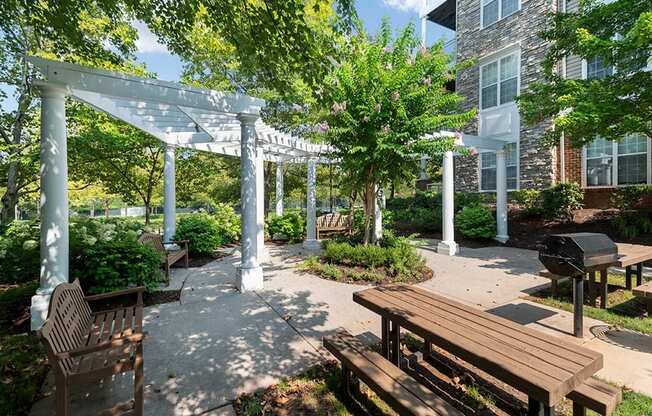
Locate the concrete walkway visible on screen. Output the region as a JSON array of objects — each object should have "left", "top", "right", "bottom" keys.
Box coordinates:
[{"left": 31, "top": 240, "right": 652, "bottom": 415}]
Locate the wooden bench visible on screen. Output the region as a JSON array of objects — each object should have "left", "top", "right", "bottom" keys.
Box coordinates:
[
  {"left": 316, "top": 213, "right": 352, "bottom": 239},
  {"left": 568, "top": 377, "right": 622, "bottom": 416},
  {"left": 633, "top": 281, "right": 652, "bottom": 315},
  {"left": 138, "top": 232, "right": 188, "bottom": 285},
  {"left": 323, "top": 330, "right": 462, "bottom": 416},
  {"left": 37, "top": 279, "right": 146, "bottom": 416}
]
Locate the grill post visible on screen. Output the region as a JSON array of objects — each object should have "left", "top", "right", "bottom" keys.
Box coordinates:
[{"left": 573, "top": 275, "right": 584, "bottom": 338}]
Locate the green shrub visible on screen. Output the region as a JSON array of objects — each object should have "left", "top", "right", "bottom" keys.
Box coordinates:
[
  {"left": 213, "top": 203, "right": 241, "bottom": 243},
  {"left": 611, "top": 185, "right": 652, "bottom": 211},
  {"left": 613, "top": 212, "right": 652, "bottom": 239},
  {"left": 175, "top": 213, "right": 223, "bottom": 256},
  {"left": 541, "top": 183, "right": 584, "bottom": 220},
  {"left": 411, "top": 207, "right": 442, "bottom": 232},
  {"left": 511, "top": 189, "right": 542, "bottom": 218},
  {"left": 0, "top": 221, "right": 40, "bottom": 284},
  {"left": 455, "top": 192, "right": 485, "bottom": 211},
  {"left": 455, "top": 204, "right": 496, "bottom": 239},
  {"left": 267, "top": 212, "right": 305, "bottom": 242}
]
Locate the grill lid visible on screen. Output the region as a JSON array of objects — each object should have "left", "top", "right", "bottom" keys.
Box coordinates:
[{"left": 538, "top": 233, "right": 618, "bottom": 276}]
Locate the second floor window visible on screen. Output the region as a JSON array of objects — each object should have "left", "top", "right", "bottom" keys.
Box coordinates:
[
  {"left": 586, "top": 56, "right": 613, "bottom": 80},
  {"left": 480, "top": 52, "right": 519, "bottom": 110},
  {"left": 482, "top": 0, "right": 520, "bottom": 27}
]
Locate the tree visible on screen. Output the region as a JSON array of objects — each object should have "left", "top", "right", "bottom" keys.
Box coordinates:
[
  {"left": 68, "top": 111, "right": 164, "bottom": 224},
  {"left": 518, "top": 0, "right": 651, "bottom": 148},
  {"left": 315, "top": 21, "right": 475, "bottom": 244},
  {"left": 0, "top": 0, "right": 138, "bottom": 224},
  {"left": 176, "top": 149, "right": 241, "bottom": 208}
]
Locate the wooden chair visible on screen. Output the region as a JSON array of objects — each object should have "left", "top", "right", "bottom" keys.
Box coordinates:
[
  {"left": 316, "top": 213, "right": 353, "bottom": 239},
  {"left": 37, "top": 279, "right": 146, "bottom": 416},
  {"left": 138, "top": 232, "right": 188, "bottom": 285}
]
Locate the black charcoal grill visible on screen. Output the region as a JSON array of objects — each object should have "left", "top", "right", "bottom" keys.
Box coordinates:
[
  {"left": 538, "top": 233, "right": 618, "bottom": 338},
  {"left": 539, "top": 233, "right": 619, "bottom": 276}
]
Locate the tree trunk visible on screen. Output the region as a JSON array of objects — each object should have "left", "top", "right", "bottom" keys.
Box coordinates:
[
  {"left": 362, "top": 180, "right": 376, "bottom": 245},
  {"left": 0, "top": 161, "right": 19, "bottom": 224}
]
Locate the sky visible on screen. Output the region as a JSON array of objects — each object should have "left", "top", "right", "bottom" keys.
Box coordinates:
[{"left": 1, "top": 0, "right": 454, "bottom": 110}]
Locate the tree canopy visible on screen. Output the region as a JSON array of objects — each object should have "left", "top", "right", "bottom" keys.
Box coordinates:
[
  {"left": 314, "top": 21, "right": 475, "bottom": 243},
  {"left": 518, "top": 0, "right": 651, "bottom": 148}
]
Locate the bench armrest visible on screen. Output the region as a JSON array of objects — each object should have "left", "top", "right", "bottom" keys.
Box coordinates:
[
  {"left": 85, "top": 287, "right": 146, "bottom": 303},
  {"left": 55, "top": 332, "right": 147, "bottom": 359}
]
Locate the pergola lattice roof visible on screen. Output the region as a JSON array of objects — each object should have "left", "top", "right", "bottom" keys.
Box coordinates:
[{"left": 29, "top": 57, "right": 331, "bottom": 163}]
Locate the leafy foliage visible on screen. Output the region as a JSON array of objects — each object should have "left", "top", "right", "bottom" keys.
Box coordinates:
[
  {"left": 0, "top": 220, "right": 40, "bottom": 283},
  {"left": 518, "top": 0, "right": 651, "bottom": 147},
  {"left": 267, "top": 212, "right": 306, "bottom": 243},
  {"left": 613, "top": 211, "right": 652, "bottom": 239},
  {"left": 511, "top": 189, "right": 543, "bottom": 218},
  {"left": 611, "top": 185, "right": 652, "bottom": 211},
  {"left": 174, "top": 213, "right": 224, "bottom": 257},
  {"left": 455, "top": 205, "right": 496, "bottom": 239},
  {"left": 540, "top": 183, "right": 584, "bottom": 220},
  {"left": 315, "top": 21, "right": 475, "bottom": 243},
  {"left": 212, "top": 203, "right": 241, "bottom": 244}
]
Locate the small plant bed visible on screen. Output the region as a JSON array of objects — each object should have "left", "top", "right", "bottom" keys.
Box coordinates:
[
  {"left": 526, "top": 273, "right": 652, "bottom": 335},
  {"left": 299, "top": 238, "right": 432, "bottom": 285},
  {"left": 0, "top": 283, "right": 49, "bottom": 416}
]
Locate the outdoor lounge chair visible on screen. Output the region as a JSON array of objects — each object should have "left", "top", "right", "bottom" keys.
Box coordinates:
[{"left": 138, "top": 232, "right": 189, "bottom": 285}]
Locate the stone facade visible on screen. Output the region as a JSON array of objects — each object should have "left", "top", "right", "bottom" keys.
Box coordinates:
[{"left": 452, "top": 0, "right": 559, "bottom": 192}]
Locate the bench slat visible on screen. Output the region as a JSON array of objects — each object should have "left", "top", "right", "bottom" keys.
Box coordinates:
[
  {"left": 633, "top": 281, "right": 652, "bottom": 298},
  {"left": 324, "top": 331, "right": 462, "bottom": 416}
]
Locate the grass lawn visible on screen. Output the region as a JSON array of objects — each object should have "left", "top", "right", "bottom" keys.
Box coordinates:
[
  {"left": 0, "top": 282, "right": 49, "bottom": 416},
  {"left": 235, "top": 361, "right": 652, "bottom": 416},
  {"left": 527, "top": 273, "right": 652, "bottom": 335}
]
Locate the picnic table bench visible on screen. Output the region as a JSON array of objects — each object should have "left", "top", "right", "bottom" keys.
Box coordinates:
[
  {"left": 323, "top": 331, "right": 463, "bottom": 415},
  {"left": 353, "top": 284, "right": 619, "bottom": 415},
  {"left": 138, "top": 232, "right": 189, "bottom": 285},
  {"left": 316, "top": 213, "right": 352, "bottom": 239},
  {"left": 37, "top": 279, "right": 146, "bottom": 416},
  {"left": 633, "top": 281, "right": 652, "bottom": 315}
]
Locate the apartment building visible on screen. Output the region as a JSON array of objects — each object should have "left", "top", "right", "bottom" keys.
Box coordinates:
[{"left": 421, "top": 0, "right": 651, "bottom": 207}]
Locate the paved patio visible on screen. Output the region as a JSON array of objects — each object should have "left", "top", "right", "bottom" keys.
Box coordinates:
[{"left": 31, "top": 241, "right": 652, "bottom": 415}]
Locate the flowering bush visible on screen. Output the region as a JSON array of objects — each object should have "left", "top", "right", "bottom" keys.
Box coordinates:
[{"left": 267, "top": 212, "right": 305, "bottom": 243}]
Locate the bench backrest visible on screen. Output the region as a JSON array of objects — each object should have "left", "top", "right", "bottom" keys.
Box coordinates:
[
  {"left": 317, "top": 213, "right": 352, "bottom": 229},
  {"left": 138, "top": 232, "right": 165, "bottom": 253},
  {"left": 38, "top": 280, "right": 93, "bottom": 376}
]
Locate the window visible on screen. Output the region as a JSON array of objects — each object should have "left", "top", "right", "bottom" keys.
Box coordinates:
[
  {"left": 482, "top": 0, "right": 520, "bottom": 27},
  {"left": 586, "top": 56, "right": 613, "bottom": 80},
  {"left": 585, "top": 135, "right": 649, "bottom": 187},
  {"left": 480, "top": 52, "right": 519, "bottom": 110},
  {"left": 480, "top": 143, "right": 518, "bottom": 191}
]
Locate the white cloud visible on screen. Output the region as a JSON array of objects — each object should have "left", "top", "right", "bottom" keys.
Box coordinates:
[
  {"left": 134, "top": 21, "right": 169, "bottom": 54},
  {"left": 381, "top": 0, "right": 423, "bottom": 13}
]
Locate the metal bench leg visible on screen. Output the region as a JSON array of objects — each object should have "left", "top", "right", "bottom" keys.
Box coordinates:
[
  {"left": 646, "top": 300, "right": 652, "bottom": 317},
  {"left": 341, "top": 366, "right": 360, "bottom": 397},
  {"left": 527, "top": 398, "right": 552, "bottom": 416},
  {"left": 390, "top": 321, "right": 400, "bottom": 366},
  {"left": 600, "top": 269, "right": 608, "bottom": 309},
  {"left": 381, "top": 317, "right": 390, "bottom": 359},
  {"left": 572, "top": 402, "right": 587, "bottom": 416},
  {"left": 637, "top": 263, "right": 643, "bottom": 286},
  {"left": 423, "top": 340, "right": 433, "bottom": 358},
  {"left": 551, "top": 279, "right": 558, "bottom": 298},
  {"left": 626, "top": 266, "right": 633, "bottom": 290}
]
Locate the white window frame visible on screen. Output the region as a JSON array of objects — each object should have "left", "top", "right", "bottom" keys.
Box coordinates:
[
  {"left": 581, "top": 136, "right": 652, "bottom": 189},
  {"left": 478, "top": 142, "right": 520, "bottom": 192},
  {"left": 479, "top": 49, "right": 521, "bottom": 111},
  {"left": 481, "top": 0, "right": 521, "bottom": 29}
]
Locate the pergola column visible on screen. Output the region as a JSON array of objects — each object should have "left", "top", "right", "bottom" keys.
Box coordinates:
[
  {"left": 255, "top": 148, "right": 267, "bottom": 263},
  {"left": 437, "top": 150, "right": 458, "bottom": 256},
  {"left": 31, "top": 84, "right": 69, "bottom": 330},
  {"left": 275, "top": 161, "right": 284, "bottom": 216},
  {"left": 163, "top": 144, "right": 176, "bottom": 243},
  {"left": 303, "top": 159, "right": 320, "bottom": 249},
  {"left": 495, "top": 147, "right": 509, "bottom": 243},
  {"left": 237, "top": 113, "right": 263, "bottom": 291}
]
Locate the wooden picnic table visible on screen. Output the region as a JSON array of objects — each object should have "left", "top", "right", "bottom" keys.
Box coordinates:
[
  {"left": 353, "top": 284, "right": 604, "bottom": 415},
  {"left": 615, "top": 243, "right": 652, "bottom": 289}
]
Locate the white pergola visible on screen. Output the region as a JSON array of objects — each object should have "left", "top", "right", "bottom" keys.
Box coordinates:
[
  {"left": 28, "top": 57, "right": 513, "bottom": 330},
  {"left": 28, "top": 57, "right": 330, "bottom": 329}
]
